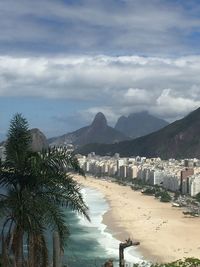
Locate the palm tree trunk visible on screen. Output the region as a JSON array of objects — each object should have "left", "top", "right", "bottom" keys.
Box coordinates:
[
  {"left": 2, "top": 234, "right": 10, "bottom": 267},
  {"left": 27, "top": 233, "right": 48, "bottom": 267},
  {"left": 28, "top": 234, "right": 35, "bottom": 267},
  {"left": 53, "top": 231, "right": 61, "bottom": 267},
  {"left": 13, "top": 228, "right": 24, "bottom": 267}
]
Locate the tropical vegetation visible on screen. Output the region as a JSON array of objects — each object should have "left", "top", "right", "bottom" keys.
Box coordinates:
[
  {"left": 159, "top": 191, "right": 172, "bottom": 203},
  {"left": 194, "top": 192, "right": 200, "bottom": 203},
  {"left": 133, "top": 258, "right": 200, "bottom": 267},
  {"left": 0, "top": 113, "right": 89, "bottom": 267}
]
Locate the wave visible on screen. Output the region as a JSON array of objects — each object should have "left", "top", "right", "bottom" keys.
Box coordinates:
[{"left": 77, "top": 187, "right": 144, "bottom": 266}]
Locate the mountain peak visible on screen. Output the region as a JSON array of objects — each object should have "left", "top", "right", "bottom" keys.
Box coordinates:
[
  {"left": 91, "top": 112, "right": 107, "bottom": 128},
  {"left": 78, "top": 106, "right": 200, "bottom": 159},
  {"left": 48, "top": 111, "right": 128, "bottom": 146},
  {"left": 115, "top": 111, "right": 168, "bottom": 138},
  {"left": 128, "top": 111, "right": 149, "bottom": 119}
]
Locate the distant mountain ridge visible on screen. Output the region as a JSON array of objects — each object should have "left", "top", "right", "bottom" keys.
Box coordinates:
[
  {"left": 49, "top": 112, "right": 129, "bottom": 147},
  {"left": 115, "top": 111, "right": 169, "bottom": 138},
  {"left": 77, "top": 107, "right": 200, "bottom": 159}
]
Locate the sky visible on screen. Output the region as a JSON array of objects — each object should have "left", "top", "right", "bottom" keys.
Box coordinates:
[{"left": 0, "top": 0, "right": 200, "bottom": 139}]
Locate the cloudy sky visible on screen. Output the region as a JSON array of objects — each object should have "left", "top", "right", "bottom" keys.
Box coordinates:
[{"left": 0, "top": 0, "right": 200, "bottom": 139}]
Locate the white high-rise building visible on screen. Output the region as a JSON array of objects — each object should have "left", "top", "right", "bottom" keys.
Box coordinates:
[
  {"left": 148, "top": 169, "right": 165, "bottom": 186},
  {"left": 189, "top": 174, "right": 200, "bottom": 196},
  {"left": 163, "top": 173, "right": 180, "bottom": 192}
]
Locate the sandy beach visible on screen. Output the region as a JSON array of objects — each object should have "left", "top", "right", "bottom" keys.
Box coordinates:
[{"left": 74, "top": 175, "right": 200, "bottom": 263}]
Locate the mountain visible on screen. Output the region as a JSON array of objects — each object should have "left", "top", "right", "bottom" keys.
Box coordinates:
[
  {"left": 0, "top": 128, "right": 48, "bottom": 152},
  {"left": 77, "top": 107, "right": 200, "bottom": 159},
  {"left": 30, "top": 128, "right": 48, "bottom": 152},
  {"left": 49, "top": 112, "right": 129, "bottom": 147},
  {"left": 115, "top": 111, "right": 169, "bottom": 138}
]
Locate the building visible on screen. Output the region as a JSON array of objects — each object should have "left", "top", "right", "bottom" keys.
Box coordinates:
[
  {"left": 148, "top": 169, "right": 165, "bottom": 186},
  {"left": 163, "top": 173, "right": 180, "bottom": 192},
  {"left": 188, "top": 174, "right": 200, "bottom": 196},
  {"left": 128, "top": 165, "right": 138, "bottom": 179},
  {"left": 180, "top": 168, "right": 194, "bottom": 194}
]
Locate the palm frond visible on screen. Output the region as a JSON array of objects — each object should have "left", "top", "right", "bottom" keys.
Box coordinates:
[{"left": 0, "top": 114, "right": 90, "bottom": 267}]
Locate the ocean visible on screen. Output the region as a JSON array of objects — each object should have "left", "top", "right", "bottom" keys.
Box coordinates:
[
  {"left": 61, "top": 187, "right": 143, "bottom": 267},
  {"left": 0, "top": 186, "right": 143, "bottom": 267}
]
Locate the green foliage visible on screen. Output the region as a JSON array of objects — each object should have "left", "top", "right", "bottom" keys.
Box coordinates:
[
  {"left": 133, "top": 178, "right": 146, "bottom": 186},
  {"left": 5, "top": 113, "right": 32, "bottom": 171},
  {"left": 142, "top": 187, "right": 156, "bottom": 195},
  {"left": 125, "top": 177, "right": 134, "bottom": 183},
  {"left": 131, "top": 184, "right": 143, "bottom": 191},
  {"left": 160, "top": 191, "right": 172, "bottom": 202},
  {"left": 0, "top": 114, "right": 89, "bottom": 267},
  {"left": 131, "top": 179, "right": 146, "bottom": 190},
  {"left": 174, "top": 191, "right": 181, "bottom": 200},
  {"left": 154, "top": 191, "right": 162, "bottom": 198},
  {"left": 195, "top": 192, "right": 200, "bottom": 203},
  {"left": 133, "top": 258, "right": 200, "bottom": 267},
  {"left": 116, "top": 180, "right": 127, "bottom": 186}
]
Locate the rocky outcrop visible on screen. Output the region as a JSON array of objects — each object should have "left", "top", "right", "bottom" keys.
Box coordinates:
[{"left": 30, "top": 128, "right": 48, "bottom": 152}]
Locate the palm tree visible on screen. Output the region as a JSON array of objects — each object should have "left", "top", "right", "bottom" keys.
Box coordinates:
[{"left": 0, "top": 113, "right": 89, "bottom": 267}]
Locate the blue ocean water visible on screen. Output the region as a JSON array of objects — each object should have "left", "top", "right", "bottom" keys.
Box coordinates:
[
  {"left": 61, "top": 187, "right": 143, "bottom": 267},
  {"left": 0, "top": 187, "right": 143, "bottom": 267}
]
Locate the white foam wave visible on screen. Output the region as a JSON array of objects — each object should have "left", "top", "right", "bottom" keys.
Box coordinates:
[{"left": 78, "top": 187, "right": 144, "bottom": 266}]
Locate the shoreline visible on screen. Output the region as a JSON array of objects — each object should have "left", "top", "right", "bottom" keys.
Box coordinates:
[
  {"left": 74, "top": 175, "right": 200, "bottom": 263},
  {"left": 102, "top": 199, "right": 154, "bottom": 262},
  {"left": 102, "top": 195, "right": 166, "bottom": 263}
]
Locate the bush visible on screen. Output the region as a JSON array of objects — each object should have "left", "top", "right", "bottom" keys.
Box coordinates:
[
  {"left": 132, "top": 178, "right": 145, "bottom": 186},
  {"left": 133, "top": 258, "right": 200, "bottom": 267},
  {"left": 195, "top": 192, "right": 200, "bottom": 203},
  {"left": 155, "top": 191, "right": 162, "bottom": 198},
  {"left": 142, "top": 187, "right": 156, "bottom": 195},
  {"left": 131, "top": 184, "right": 143, "bottom": 191},
  {"left": 160, "top": 191, "right": 172, "bottom": 202}
]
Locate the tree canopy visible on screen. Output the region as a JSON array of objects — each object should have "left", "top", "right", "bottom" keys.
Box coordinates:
[{"left": 0, "top": 113, "right": 89, "bottom": 267}]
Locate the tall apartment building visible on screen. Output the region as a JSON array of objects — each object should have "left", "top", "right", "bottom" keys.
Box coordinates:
[
  {"left": 188, "top": 174, "right": 200, "bottom": 196},
  {"left": 148, "top": 169, "right": 165, "bottom": 186},
  {"left": 180, "top": 168, "right": 194, "bottom": 194},
  {"left": 117, "top": 158, "right": 128, "bottom": 176},
  {"left": 162, "top": 173, "right": 180, "bottom": 192},
  {"left": 119, "top": 165, "right": 129, "bottom": 179},
  {"left": 128, "top": 165, "right": 138, "bottom": 179}
]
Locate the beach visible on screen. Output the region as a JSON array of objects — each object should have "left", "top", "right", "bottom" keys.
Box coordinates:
[{"left": 74, "top": 175, "right": 200, "bottom": 263}]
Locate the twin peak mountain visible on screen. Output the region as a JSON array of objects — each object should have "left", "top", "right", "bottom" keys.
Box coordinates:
[
  {"left": 78, "top": 107, "right": 200, "bottom": 159},
  {"left": 49, "top": 111, "right": 168, "bottom": 147},
  {"left": 24, "top": 107, "right": 200, "bottom": 159}
]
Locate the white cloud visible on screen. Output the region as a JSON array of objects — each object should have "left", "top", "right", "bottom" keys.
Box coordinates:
[
  {"left": 0, "top": 54, "right": 200, "bottom": 123},
  {"left": 0, "top": 0, "right": 200, "bottom": 55},
  {"left": 81, "top": 106, "right": 119, "bottom": 124},
  {"left": 150, "top": 89, "right": 200, "bottom": 120},
  {"left": 123, "top": 88, "right": 153, "bottom": 104}
]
